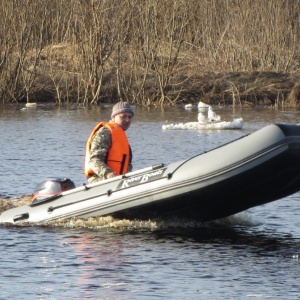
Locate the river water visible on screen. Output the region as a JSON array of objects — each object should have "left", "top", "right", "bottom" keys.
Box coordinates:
[{"left": 0, "top": 103, "right": 300, "bottom": 299}]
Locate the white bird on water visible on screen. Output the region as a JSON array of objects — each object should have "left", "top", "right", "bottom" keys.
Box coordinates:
[
  {"left": 198, "top": 111, "right": 207, "bottom": 123},
  {"left": 184, "top": 103, "right": 193, "bottom": 109},
  {"left": 198, "top": 101, "right": 210, "bottom": 112},
  {"left": 208, "top": 106, "right": 221, "bottom": 122},
  {"left": 25, "top": 102, "right": 37, "bottom": 108}
]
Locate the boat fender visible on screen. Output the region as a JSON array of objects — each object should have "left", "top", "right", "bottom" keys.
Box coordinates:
[
  {"left": 107, "top": 189, "right": 113, "bottom": 196},
  {"left": 167, "top": 173, "right": 173, "bottom": 179}
]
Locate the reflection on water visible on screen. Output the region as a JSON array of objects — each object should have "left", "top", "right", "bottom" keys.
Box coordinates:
[{"left": 1, "top": 216, "right": 300, "bottom": 299}]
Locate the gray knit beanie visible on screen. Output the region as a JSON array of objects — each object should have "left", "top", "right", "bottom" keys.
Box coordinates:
[{"left": 111, "top": 102, "right": 134, "bottom": 118}]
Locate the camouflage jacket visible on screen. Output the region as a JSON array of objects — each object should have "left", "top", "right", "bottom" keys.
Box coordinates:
[{"left": 87, "top": 126, "right": 132, "bottom": 183}]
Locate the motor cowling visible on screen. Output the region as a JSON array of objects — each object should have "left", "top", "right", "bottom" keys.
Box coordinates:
[{"left": 31, "top": 178, "right": 75, "bottom": 203}]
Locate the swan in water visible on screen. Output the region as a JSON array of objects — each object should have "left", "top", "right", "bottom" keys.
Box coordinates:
[
  {"left": 25, "top": 102, "right": 37, "bottom": 108},
  {"left": 208, "top": 106, "right": 221, "bottom": 122},
  {"left": 198, "top": 101, "right": 210, "bottom": 112},
  {"left": 162, "top": 101, "right": 243, "bottom": 130},
  {"left": 198, "top": 111, "right": 207, "bottom": 123},
  {"left": 184, "top": 103, "right": 193, "bottom": 109}
]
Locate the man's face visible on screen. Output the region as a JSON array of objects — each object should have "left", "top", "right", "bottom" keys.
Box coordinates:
[{"left": 112, "top": 112, "right": 133, "bottom": 131}]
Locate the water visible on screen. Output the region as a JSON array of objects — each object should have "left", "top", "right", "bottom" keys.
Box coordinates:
[{"left": 1, "top": 104, "right": 300, "bottom": 299}]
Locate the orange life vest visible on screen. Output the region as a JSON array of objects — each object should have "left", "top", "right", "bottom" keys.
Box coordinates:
[{"left": 85, "top": 122, "right": 131, "bottom": 177}]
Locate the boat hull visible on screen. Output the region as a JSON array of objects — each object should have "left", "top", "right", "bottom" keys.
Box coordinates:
[{"left": 1, "top": 123, "right": 300, "bottom": 224}]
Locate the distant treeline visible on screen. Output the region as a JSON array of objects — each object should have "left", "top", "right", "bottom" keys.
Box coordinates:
[{"left": 1, "top": 0, "right": 300, "bottom": 106}]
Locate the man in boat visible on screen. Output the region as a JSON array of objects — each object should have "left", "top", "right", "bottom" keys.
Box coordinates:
[{"left": 85, "top": 102, "right": 134, "bottom": 183}]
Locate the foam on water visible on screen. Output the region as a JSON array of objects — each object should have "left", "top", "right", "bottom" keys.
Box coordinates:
[{"left": 162, "top": 118, "right": 244, "bottom": 130}]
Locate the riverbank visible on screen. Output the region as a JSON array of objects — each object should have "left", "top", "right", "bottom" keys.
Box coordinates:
[
  {"left": 22, "top": 42, "right": 300, "bottom": 107},
  {"left": 1, "top": 2, "right": 300, "bottom": 107},
  {"left": 26, "top": 68, "right": 300, "bottom": 108}
]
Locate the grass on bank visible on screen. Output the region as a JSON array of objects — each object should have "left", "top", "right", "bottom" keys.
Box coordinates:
[{"left": 0, "top": 0, "right": 300, "bottom": 108}]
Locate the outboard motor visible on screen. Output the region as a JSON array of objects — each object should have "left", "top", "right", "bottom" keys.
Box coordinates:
[{"left": 31, "top": 178, "right": 75, "bottom": 203}]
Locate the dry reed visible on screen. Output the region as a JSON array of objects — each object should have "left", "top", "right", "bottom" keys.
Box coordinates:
[{"left": 0, "top": 0, "right": 299, "bottom": 107}]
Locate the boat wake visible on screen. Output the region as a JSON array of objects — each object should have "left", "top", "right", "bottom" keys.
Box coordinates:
[
  {"left": 0, "top": 196, "right": 31, "bottom": 213},
  {"left": 0, "top": 195, "right": 256, "bottom": 230}
]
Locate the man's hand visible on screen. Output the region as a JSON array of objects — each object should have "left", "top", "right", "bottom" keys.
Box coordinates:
[{"left": 107, "top": 172, "right": 117, "bottom": 179}]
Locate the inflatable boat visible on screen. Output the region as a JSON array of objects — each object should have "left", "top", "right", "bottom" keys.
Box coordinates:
[{"left": 1, "top": 123, "right": 300, "bottom": 224}]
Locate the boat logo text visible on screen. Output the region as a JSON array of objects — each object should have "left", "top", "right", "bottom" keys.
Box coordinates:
[{"left": 117, "top": 168, "right": 166, "bottom": 189}]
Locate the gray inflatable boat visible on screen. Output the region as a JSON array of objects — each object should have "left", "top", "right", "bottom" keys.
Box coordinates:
[{"left": 1, "top": 123, "right": 300, "bottom": 224}]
